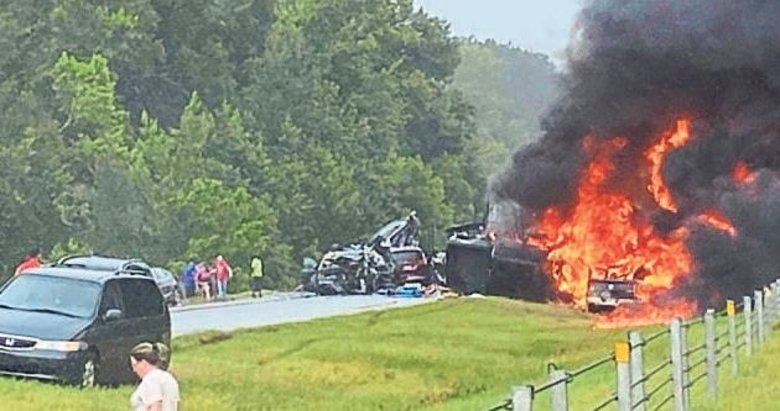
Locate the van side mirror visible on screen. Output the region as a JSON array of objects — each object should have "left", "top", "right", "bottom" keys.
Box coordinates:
[{"left": 103, "top": 308, "right": 124, "bottom": 322}]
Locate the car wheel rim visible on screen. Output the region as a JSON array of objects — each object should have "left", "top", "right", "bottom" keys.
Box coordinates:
[{"left": 81, "top": 359, "right": 96, "bottom": 388}]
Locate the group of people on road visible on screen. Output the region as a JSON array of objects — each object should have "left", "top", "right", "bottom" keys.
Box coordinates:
[
  {"left": 180, "top": 256, "right": 234, "bottom": 301},
  {"left": 13, "top": 247, "right": 266, "bottom": 304},
  {"left": 180, "top": 255, "right": 265, "bottom": 301}
]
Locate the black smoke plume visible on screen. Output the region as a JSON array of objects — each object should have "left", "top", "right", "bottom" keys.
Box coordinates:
[{"left": 493, "top": 0, "right": 780, "bottom": 306}]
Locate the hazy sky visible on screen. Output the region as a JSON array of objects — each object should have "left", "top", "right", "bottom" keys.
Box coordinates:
[{"left": 414, "top": 0, "right": 583, "bottom": 62}]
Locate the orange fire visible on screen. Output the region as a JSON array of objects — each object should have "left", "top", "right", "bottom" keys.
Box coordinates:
[
  {"left": 596, "top": 299, "right": 698, "bottom": 329},
  {"left": 645, "top": 120, "right": 692, "bottom": 213},
  {"left": 529, "top": 119, "right": 709, "bottom": 326},
  {"left": 697, "top": 210, "right": 737, "bottom": 237},
  {"left": 525, "top": 118, "right": 748, "bottom": 327},
  {"left": 732, "top": 161, "right": 758, "bottom": 185}
]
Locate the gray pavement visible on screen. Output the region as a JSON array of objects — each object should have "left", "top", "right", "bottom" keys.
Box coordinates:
[{"left": 171, "top": 294, "right": 434, "bottom": 337}]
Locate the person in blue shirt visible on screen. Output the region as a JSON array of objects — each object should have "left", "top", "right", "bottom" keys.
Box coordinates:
[{"left": 181, "top": 261, "right": 197, "bottom": 298}]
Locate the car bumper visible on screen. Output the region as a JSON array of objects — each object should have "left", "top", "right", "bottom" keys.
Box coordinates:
[
  {"left": 587, "top": 297, "right": 635, "bottom": 308},
  {"left": 0, "top": 348, "right": 90, "bottom": 383},
  {"left": 587, "top": 297, "right": 619, "bottom": 307}
]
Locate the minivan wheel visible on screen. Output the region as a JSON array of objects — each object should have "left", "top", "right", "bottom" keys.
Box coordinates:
[{"left": 79, "top": 357, "right": 97, "bottom": 388}]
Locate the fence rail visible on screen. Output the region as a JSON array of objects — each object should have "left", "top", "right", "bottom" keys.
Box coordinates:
[{"left": 490, "top": 278, "right": 780, "bottom": 410}]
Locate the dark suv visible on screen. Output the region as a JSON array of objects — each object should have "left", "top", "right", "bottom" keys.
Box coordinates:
[
  {"left": 57, "top": 255, "right": 153, "bottom": 277},
  {"left": 0, "top": 267, "right": 171, "bottom": 387},
  {"left": 151, "top": 267, "right": 182, "bottom": 306}
]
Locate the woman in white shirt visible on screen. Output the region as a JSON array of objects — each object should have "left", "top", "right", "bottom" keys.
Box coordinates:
[{"left": 129, "top": 342, "right": 180, "bottom": 411}]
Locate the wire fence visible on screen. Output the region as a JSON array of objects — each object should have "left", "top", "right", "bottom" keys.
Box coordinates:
[{"left": 488, "top": 278, "right": 780, "bottom": 410}]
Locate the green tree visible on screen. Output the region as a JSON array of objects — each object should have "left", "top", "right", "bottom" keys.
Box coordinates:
[
  {"left": 0, "top": 0, "right": 519, "bottom": 289},
  {"left": 452, "top": 38, "right": 559, "bottom": 177}
]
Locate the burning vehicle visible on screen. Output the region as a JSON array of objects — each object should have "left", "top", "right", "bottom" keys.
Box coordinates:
[
  {"left": 586, "top": 279, "right": 637, "bottom": 313},
  {"left": 445, "top": 203, "right": 643, "bottom": 313},
  {"left": 444, "top": 203, "right": 550, "bottom": 302},
  {"left": 454, "top": 0, "right": 780, "bottom": 327}
]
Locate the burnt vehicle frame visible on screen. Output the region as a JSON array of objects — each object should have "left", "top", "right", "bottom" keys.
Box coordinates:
[
  {"left": 444, "top": 203, "right": 552, "bottom": 302},
  {"left": 444, "top": 203, "right": 645, "bottom": 311}
]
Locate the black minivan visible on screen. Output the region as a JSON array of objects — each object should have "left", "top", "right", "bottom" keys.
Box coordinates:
[{"left": 0, "top": 267, "right": 171, "bottom": 387}]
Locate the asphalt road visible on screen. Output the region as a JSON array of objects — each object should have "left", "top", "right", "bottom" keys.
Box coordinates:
[{"left": 170, "top": 294, "right": 433, "bottom": 337}]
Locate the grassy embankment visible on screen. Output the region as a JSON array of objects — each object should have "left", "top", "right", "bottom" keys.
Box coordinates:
[
  {"left": 0, "top": 298, "right": 771, "bottom": 410},
  {"left": 696, "top": 321, "right": 780, "bottom": 411}
]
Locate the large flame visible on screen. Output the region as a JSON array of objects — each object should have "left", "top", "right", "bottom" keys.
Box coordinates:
[
  {"left": 527, "top": 119, "right": 739, "bottom": 327},
  {"left": 697, "top": 210, "right": 737, "bottom": 237},
  {"left": 646, "top": 120, "right": 692, "bottom": 213}
]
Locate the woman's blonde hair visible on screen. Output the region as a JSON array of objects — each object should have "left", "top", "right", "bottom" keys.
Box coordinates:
[{"left": 130, "top": 342, "right": 170, "bottom": 370}]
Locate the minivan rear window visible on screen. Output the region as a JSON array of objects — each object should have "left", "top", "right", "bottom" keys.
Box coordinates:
[{"left": 0, "top": 275, "right": 101, "bottom": 318}]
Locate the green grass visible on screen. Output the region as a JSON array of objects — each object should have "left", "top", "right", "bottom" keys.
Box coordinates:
[
  {"left": 0, "top": 298, "right": 768, "bottom": 410},
  {"left": 697, "top": 323, "right": 780, "bottom": 411}
]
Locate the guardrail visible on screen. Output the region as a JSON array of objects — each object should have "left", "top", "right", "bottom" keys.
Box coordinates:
[{"left": 488, "top": 279, "right": 780, "bottom": 410}]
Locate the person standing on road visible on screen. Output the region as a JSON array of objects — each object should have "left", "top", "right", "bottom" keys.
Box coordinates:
[
  {"left": 214, "top": 255, "right": 232, "bottom": 300},
  {"left": 195, "top": 263, "right": 212, "bottom": 300},
  {"left": 181, "top": 261, "right": 197, "bottom": 298},
  {"left": 14, "top": 248, "right": 43, "bottom": 276},
  {"left": 130, "top": 342, "right": 180, "bottom": 411},
  {"left": 250, "top": 255, "right": 264, "bottom": 298}
]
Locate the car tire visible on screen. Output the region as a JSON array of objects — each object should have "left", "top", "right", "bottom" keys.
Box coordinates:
[{"left": 79, "top": 355, "right": 98, "bottom": 389}]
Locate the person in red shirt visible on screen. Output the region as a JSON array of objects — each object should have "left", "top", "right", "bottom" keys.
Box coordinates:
[
  {"left": 15, "top": 248, "right": 43, "bottom": 276},
  {"left": 214, "top": 255, "right": 232, "bottom": 300},
  {"left": 195, "top": 263, "right": 213, "bottom": 300}
]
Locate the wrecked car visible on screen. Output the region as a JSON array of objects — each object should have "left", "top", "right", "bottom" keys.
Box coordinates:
[
  {"left": 304, "top": 211, "right": 430, "bottom": 295},
  {"left": 444, "top": 204, "right": 552, "bottom": 301}
]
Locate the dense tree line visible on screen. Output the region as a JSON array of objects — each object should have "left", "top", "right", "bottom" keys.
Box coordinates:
[
  {"left": 0, "top": 0, "right": 556, "bottom": 288},
  {"left": 453, "top": 38, "right": 559, "bottom": 178}
]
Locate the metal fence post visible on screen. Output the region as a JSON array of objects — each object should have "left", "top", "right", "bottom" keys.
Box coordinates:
[
  {"left": 771, "top": 283, "right": 780, "bottom": 329},
  {"left": 766, "top": 287, "right": 772, "bottom": 329},
  {"left": 548, "top": 368, "right": 569, "bottom": 411},
  {"left": 727, "top": 300, "right": 738, "bottom": 376},
  {"left": 755, "top": 290, "right": 765, "bottom": 344},
  {"left": 766, "top": 282, "right": 780, "bottom": 328},
  {"left": 616, "top": 341, "right": 632, "bottom": 411},
  {"left": 768, "top": 288, "right": 772, "bottom": 327},
  {"left": 774, "top": 281, "right": 780, "bottom": 325},
  {"left": 744, "top": 296, "right": 753, "bottom": 355},
  {"left": 629, "top": 331, "right": 646, "bottom": 411},
  {"left": 704, "top": 309, "right": 718, "bottom": 397},
  {"left": 670, "top": 318, "right": 687, "bottom": 411},
  {"left": 680, "top": 319, "right": 690, "bottom": 410},
  {"left": 512, "top": 385, "right": 534, "bottom": 411}
]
